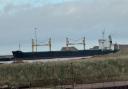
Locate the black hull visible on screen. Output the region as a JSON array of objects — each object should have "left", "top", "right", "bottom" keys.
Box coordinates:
[{"left": 12, "top": 50, "right": 118, "bottom": 60}]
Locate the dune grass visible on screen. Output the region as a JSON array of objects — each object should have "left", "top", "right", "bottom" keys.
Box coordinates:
[{"left": 0, "top": 54, "right": 128, "bottom": 87}]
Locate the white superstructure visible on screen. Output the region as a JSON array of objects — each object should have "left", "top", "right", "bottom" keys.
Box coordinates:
[{"left": 98, "top": 31, "right": 114, "bottom": 51}]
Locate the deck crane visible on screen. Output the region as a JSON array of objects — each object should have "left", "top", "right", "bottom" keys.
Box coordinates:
[
  {"left": 66, "top": 37, "right": 86, "bottom": 50},
  {"left": 32, "top": 38, "right": 52, "bottom": 52}
]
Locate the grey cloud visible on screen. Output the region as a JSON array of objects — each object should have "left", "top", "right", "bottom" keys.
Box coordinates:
[{"left": 0, "top": 0, "right": 128, "bottom": 54}]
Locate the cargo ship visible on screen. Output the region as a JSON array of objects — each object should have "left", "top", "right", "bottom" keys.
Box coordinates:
[{"left": 12, "top": 33, "right": 119, "bottom": 60}]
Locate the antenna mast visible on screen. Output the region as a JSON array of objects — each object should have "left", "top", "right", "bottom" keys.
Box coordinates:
[
  {"left": 34, "top": 27, "right": 38, "bottom": 52},
  {"left": 102, "top": 29, "right": 105, "bottom": 40},
  {"left": 19, "top": 42, "right": 21, "bottom": 51}
]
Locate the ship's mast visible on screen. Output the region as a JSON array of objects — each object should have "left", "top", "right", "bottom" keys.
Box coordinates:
[
  {"left": 83, "top": 37, "right": 86, "bottom": 50},
  {"left": 32, "top": 39, "right": 35, "bottom": 52},
  {"left": 101, "top": 30, "right": 105, "bottom": 50},
  {"left": 49, "top": 38, "right": 52, "bottom": 51},
  {"left": 66, "top": 37, "right": 69, "bottom": 47}
]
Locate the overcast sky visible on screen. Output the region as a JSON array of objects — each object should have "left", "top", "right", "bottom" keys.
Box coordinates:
[{"left": 0, "top": 0, "right": 128, "bottom": 55}]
